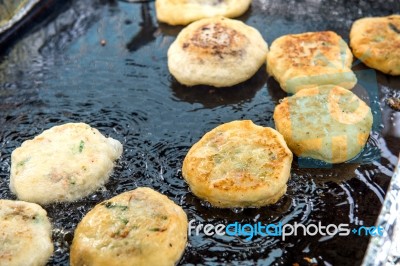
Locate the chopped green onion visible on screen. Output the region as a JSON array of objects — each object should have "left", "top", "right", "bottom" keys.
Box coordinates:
[
  {"left": 79, "top": 140, "right": 85, "bottom": 153},
  {"left": 102, "top": 202, "right": 129, "bottom": 211},
  {"left": 16, "top": 157, "right": 30, "bottom": 167}
]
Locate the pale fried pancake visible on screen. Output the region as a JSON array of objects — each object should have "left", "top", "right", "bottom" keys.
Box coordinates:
[
  {"left": 156, "top": 0, "right": 251, "bottom": 26},
  {"left": 10, "top": 123, "right": 123, "bottom": 205},
  {"left": 70, "top": 187, "right": 188, "bottom": 266},
  {"left": 168, "top": 17, "right": 268, "bottom": 87},
  {"left": 273, "top": 85, "right": 373, "bottom": 164},
  {"left": 267, "top": 31, "right": 357, "bottom": 93},
  {"left": 350, "top": 15, "right": 400, "bottom": 75},
  {"left": 0, "top": 200, "right": 53, "bottom": 266},
  {"left": 182, "top": 120, "right": 293, "bottom": 208}
]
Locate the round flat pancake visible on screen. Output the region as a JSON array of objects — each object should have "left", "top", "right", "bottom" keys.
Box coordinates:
[
  {"left": 182, "top": 120, "right": 293, "bottom": 208},
  {"left": 168, "top": 16, "right": 268, "bottom": 87},
  {"left": 273, "top": 85, "right": 373, "bottom": 164},
  {"left": 156, "top": 0, "right": 252, "bottom": 26},
  {"left": 70, "top": 187, "right": 188, "bottom": 266},
  {"left": 350, "top": 15, "right": 400, "bottom": 75},
  {"left": 0, "top": 200, "right": 53, "bottom": 266},
  {"left": 10, "top": 123, "right": 123, "bottom": 205},
  {"left": 267, "top": 31, "right": 357, "bottom": 93}
]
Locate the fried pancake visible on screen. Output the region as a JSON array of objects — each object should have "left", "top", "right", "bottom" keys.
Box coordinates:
[
  {"left": 273, "top": 85, "right": 373, "bottom": 164},
  {"left": 70, "top": 187, "right": 188, "bottom": 266},
  {"left": 168, "top": 16, "right": 268, "bottom": 87},
  {"left": 267, "top": 31, "right": 357, "bottom": 93},
  {"left": 0, "top": 200, "right": 53, "bottom": 266},
  {"left": 182, "top": 120, "right": 293, "bottom": 208},
  {"left": 10, "top": 123, "right": 123, "bottom": 205},
  {"left": 156, "top": 0, "right": 252, "bottom": 26},
  {"left": 350, "top": 15, "right": 400, "bottom": 75}
]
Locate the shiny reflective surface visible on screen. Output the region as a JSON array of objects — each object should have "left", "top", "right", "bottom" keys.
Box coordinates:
[
  {"left": 0, "top": 0, "right": 399, "bottom": 265},
  {"left": 0, "top": 0, "right": 40, "bottom": 33},
  {"left": 362, "top": 157, "right": 400, "bottom": 266}
]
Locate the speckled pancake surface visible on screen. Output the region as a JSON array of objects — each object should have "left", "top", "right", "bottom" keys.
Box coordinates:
[
  {"left": 350, "top": 15, "right": 400, "bottom": 75},
  {"left": 10, "top": 123, "right": 123, "bottom": 205},
  {"left": 267, "top": 31, "right": 357, "bottom": 93},
  {"left": 168, "top": 17, "right": 268, "bottom": 87},
  {"left": 182, "top": 120, "right": 293, "bottom": 208},
  {"left": 0, "top": 200, "right": 53, "bottom": 266},
  {"left": 70, "top": 187, "right": 188, "bottom": 266},
  {"left": 273, "top": 85, "right": 373, "bottom": 164}
]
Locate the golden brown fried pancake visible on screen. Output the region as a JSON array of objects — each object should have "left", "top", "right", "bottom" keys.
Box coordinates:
[
  {"left": 0, "top": 200, "right": 53, "bottom": 266},
  {"left": 273, "top": 85, "right": 373, "bottom": 164},
  {"left": 267, "top": 31, "right": 357, "bottom": 93},
  {"left": 156, "top": 0, "right": 251, "bottom": 26},
  {"left": 182, "top": 120, "right": 292, "bottom": 208},
  {"left": 10, "top": 123, "right": 123, "bottom": 205},
  {"left": 350, "top": 15, "right": 400, "bottom": 75},
  {"left": 70, "top": 187, "right": 188, "bottom": 266},
  {"left": 168, "top": 17, "right": 268, "bottom": 87}
]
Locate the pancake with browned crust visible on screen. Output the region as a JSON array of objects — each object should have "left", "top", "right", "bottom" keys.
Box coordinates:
[
  {"left": 0, "top": 200, "right": 53, "bottom": 266},
  {"left": 273, "top": 85, "right": 373, "bottom": 164},
  {"left": 10, "top": 123, "right": 123, "bottom": 205},
  {"left": 350, "top": 15, "right": 400, "bottom": 75},
  {"left": 267, "top": 31, "right": 357, "bottom": 93},
  {"left": 70, "top": 187, "right": 188, "bottom": 266},
  {"left": 168, "top": 17, "right": 268, "bottom": 87},
  {"left": 182, "top": 120, "right": 292, "bottom": 208}
]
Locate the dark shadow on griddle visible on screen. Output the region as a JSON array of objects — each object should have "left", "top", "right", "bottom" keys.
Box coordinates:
[
  {"left": 104, "top": 0, "right": 118, "bottom": 6},
  {"left": 234, "top": 3, "right": 253, "bottom": 23},
  {"left": 170, "top": 66, "right": 267, "bottom": 108},
  {"left": 157, "top": 23, "right": 184, "bottom": 37},
  {"left": 286, "top": 134, "right": 381, "bottom": 184},
  {"left": 266, "top": 75, "right": 288, "bottom": 104},
  {"left": 126, "top": 3, "right": 157, "bottom": 52},
  {"left": 353, "top": 59, "right": 400, "bottom": 88},
  {"left": 291, "top": 158, "right": 360, "bottom": 184},
  {"left": 184, "top": 190, "right": 292, "bottom": 222}
]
